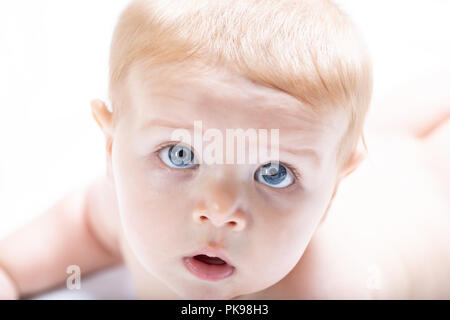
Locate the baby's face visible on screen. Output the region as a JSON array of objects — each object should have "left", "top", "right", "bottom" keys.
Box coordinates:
[{"left": 110, "top": 63, "right": 348, "bottom": 299}]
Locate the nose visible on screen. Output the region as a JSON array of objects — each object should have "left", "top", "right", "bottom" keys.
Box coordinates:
[{"left": 192, "top": 181, "right": 247, "bottom": 232}]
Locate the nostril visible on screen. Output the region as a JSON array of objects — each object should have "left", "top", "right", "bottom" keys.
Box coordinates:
[
  {"left": 199, "top": 216, "right": 208, "bottom": 222},
  {"left": 228, "top": 221, "right": 237, "bottom": 227}
]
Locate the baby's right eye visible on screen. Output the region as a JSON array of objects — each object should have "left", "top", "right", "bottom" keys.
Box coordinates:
[{"left": 157, "top": 144, "right": 199, "bottom": 169}]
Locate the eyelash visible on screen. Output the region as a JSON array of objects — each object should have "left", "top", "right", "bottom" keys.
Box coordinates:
[
  {"left": 153, "top": 141, "right": 302, "bottom": 181},
  {"left": 281, "top": 163, "right": 302, "bottom": 181},
  {"left": 154, "top": 140, "right": 185, "bottom": 154}
]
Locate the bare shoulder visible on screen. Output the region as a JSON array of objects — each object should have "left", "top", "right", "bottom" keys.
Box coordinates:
[
  {"left": 280, "top": 130, "right": 450, "bottom": 299},
  {"left": 278, "top": 215, "right": 409, "bottom": 299},
  {"left": 84, "top": 175, "right": 122, "bottom": 259}
]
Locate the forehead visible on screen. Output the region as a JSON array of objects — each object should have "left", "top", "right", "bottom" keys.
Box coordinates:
[{"left": 125, "top": 62, "right": 348, "bottom": 156}]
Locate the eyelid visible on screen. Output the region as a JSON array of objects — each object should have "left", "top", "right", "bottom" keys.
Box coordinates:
[
  {"left": 153, "top": 140, "right": 184, "bottom": 153},
  {"left": 259, "top": 161, "right": 302, "bottom": 181}
]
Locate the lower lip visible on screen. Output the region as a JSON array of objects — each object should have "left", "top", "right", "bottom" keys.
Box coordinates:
[{"left": 183, "top": 257, "right": 235, "bottom": 281}]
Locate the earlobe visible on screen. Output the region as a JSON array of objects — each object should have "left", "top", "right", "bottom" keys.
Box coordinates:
[
  {"left": 340, "top": 149, "right": 366, "bottom": 180},
  {"left": 91, "top": 99, "right": 115, "bottom": 182},
  {"left": 320, "top": 149, "right": 366, "bottom": 226},
  {"left": 338, "top": 134, "right": 368, "bottom": 181},
  {"left": 319, "top": 182, "right": 339, "bottom": 226},
  {"left": 91, "top": 99, "right": 114, "bottom": 137}
]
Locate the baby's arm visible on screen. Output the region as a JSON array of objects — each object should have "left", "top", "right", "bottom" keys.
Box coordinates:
[{"left": 0, "top": 175, "right": 121, "bottom": 299}]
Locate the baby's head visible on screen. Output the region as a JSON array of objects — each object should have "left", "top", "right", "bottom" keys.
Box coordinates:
[{"left": 92, "top": 0, "right": 372, "bottom": 299}]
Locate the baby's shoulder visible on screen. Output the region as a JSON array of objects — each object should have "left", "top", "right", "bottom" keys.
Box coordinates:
[
  {"left": 293, "top": 133, "right": 450, "bottom": 299},
  {"left": 274, "top": 220, "right": 408, "bottom": 299}
]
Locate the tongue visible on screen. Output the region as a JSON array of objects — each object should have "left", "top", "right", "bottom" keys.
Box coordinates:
[{"left": 194, "top": 254, "right": 226, "bottom": 265}]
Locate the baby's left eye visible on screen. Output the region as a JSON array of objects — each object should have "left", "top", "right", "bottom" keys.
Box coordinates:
[{"left": 254, "top": 162, "right": 295, "bottom": 189}]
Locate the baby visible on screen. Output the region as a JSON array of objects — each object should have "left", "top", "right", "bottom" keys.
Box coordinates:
[{"left": 0, "top": 0, "right": 448, "bottom": 300}]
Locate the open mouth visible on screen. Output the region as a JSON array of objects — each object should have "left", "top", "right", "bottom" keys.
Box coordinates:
[
  {"left": 183, "top": 253, "right": 235, "bottom": 281},
  {"left": 193, "top": 254, "right": 227, "bottom": 265}
]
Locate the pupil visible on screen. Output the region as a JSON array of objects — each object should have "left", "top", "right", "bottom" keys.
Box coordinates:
[
  {"left": 262, "top": 162, "right": 286, "bottom": 184},
  {"left": 169, "top": 145, "right": 193, "bottom": 167}
]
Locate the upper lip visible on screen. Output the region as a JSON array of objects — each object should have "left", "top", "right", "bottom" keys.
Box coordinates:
[{"left": 185, "top": 247, "right": 234, "bottom": 266}]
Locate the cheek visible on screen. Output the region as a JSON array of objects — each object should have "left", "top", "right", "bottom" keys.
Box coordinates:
[
  {"left": 231, "top": 205, "right": 315, "bottom": 291},
  {"left": 250, "top": 202, "right": 316, "bottom": 262},
  {"left": 112, "top": 144, "right": 194, "bottom": 259},
  {"left": 244, "top": 185, "right": 333, "bottom": 277}
]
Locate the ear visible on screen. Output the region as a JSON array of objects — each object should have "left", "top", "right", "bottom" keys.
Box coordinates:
[
  {"left": 338, "top": 148, "right": 367, "bottom": 181},
  {"left": 91, "top": 99, "right": 115, "bottom": 182},
  {"left": 319, "top": 148, "right": 367, "bottom": 226}
]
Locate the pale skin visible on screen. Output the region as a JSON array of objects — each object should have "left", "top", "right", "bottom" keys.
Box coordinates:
[{"left": 0, "top": 66, "right": 449, "bottom": 300}]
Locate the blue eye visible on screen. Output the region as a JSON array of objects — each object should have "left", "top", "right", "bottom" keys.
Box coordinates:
[
  {"left": 254, "top": 162, "right": 295, "bottom": 189},
  {"left": 158, "top": 144, "right": 198, "bottom": 169}
]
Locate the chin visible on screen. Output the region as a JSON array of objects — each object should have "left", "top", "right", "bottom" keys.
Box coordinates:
[{"left": 174, "top": 284, "right": 240, "bottom": 300}]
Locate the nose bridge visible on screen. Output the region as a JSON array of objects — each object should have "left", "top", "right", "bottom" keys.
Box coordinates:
[{"left": 204, "top": 168, "right": 240, "bottom": 216}]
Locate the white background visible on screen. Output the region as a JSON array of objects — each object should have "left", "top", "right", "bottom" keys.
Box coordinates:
[{"left": 0, "top": 0, "right": 449, "bottom": 299}]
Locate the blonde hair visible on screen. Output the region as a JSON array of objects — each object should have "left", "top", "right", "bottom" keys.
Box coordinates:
[{"left": 109, "top": 0, "right": 373, "bottom": 171}]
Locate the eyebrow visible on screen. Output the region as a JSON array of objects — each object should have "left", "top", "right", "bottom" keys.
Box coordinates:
[
  {"left": 278, "top": 146, "right": 321, "bottom": 168},
  {"left": 138, "top": 118, "right": 195, "bottom": 132}
]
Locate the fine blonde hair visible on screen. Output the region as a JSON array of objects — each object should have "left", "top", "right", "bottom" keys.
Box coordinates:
[{"left": 108, "top": 0, "right": 373, "bottom": 171}]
